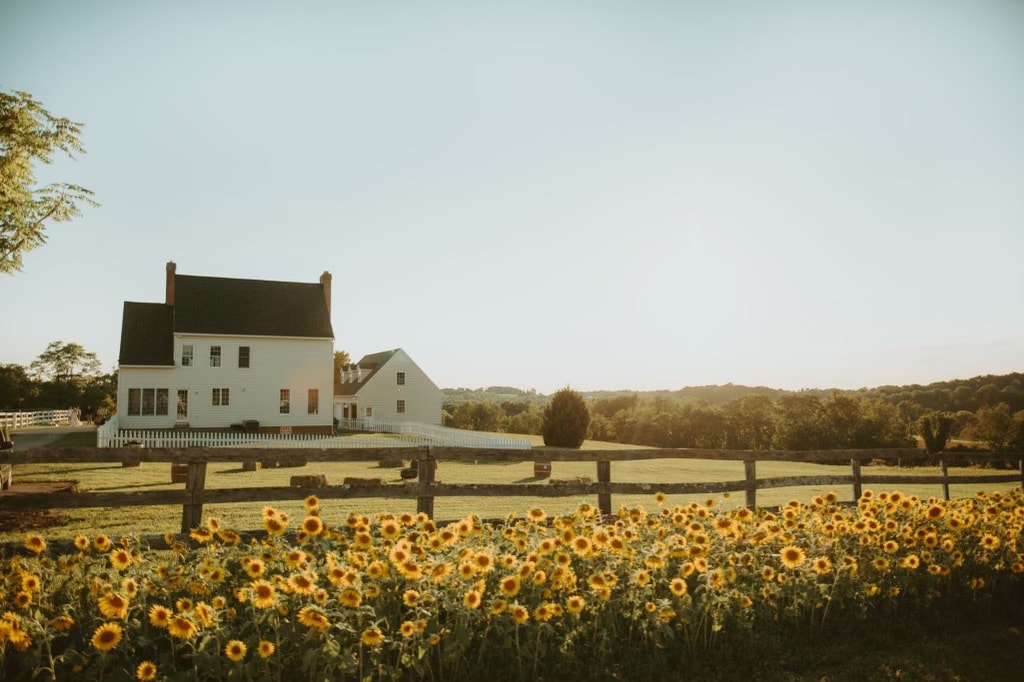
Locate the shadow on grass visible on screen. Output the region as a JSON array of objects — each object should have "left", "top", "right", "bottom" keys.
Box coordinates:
[{"left": 89, "top": 482, "right": 177, "bottom": 492}]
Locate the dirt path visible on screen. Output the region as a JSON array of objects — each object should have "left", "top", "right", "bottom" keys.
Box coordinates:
[{"left": 8, "top": 425, "right": 97, "bottom": 449}]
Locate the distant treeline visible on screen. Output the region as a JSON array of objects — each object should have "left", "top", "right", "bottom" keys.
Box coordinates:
[{"left": 443, "top": 373, "right": 1024, "bottom": 452}]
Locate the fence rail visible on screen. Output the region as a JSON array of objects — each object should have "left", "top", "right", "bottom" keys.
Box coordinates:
[
  {"left": 0, "top": 410, "right": 71, "bottom": 430},
  {"left": 2, "top": 445, "right": 1021, "bottom": 537}
]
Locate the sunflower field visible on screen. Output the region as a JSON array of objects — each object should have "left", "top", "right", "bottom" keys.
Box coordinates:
[{"left": 1, "top": 489, "right": 1023, "bottom": 681}]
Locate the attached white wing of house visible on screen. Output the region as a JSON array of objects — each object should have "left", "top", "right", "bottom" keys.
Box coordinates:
[
  {"left": 334, "top": 348, "right": 442, "bottom": 426},
  {"left": 117, "top": 262, "right": 335, "bottom": 434}
]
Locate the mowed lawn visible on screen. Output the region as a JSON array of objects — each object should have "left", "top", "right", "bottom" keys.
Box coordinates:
[{"left": 2, "top": 431, "right": 1020, "bottom": 543}]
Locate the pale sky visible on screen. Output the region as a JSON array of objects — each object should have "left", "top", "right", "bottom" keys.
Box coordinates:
[{"left": 2, "top": 0, "right": 1022, "bottom": 394}]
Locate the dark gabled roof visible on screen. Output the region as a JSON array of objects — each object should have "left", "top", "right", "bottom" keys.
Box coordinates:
[
  {"left": 334, "top": 349, "right": 399, "bottom": 395},
  {"left": 173, "top": 275, "right": 334, "bottom": 338},
  {"left": 119, "top": 302, "right": 175, "bottom": 366}
]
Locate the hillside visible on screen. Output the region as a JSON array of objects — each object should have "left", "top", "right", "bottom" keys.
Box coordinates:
[{"left": 444, "top": 372, "right": 1024, "bottom": 412}]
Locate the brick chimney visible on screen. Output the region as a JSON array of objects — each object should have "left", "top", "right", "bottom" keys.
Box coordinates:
[
  {"left": 320, "top": 270, "right": 332, "bottom": 315},
  {"left": 166, "top": 261, "right": 176, "bottom": 305}
]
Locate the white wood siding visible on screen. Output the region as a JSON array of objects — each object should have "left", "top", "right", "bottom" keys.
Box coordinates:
[
  {"left": 334, "top": 349, "right": 441, "bottom": 425},
  {"left": 118, "top": 334, "right": 333, "bottom": 430}
]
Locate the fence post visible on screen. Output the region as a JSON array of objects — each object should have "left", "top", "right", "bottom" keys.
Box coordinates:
[
  {"left": 850, "top": 458, "right": 862, "bottom": 503},
  {"left": 939, "top": 459, "right": 950, "bottom": 501},
  {"left": 180, "top": 461, "right": 208, "bottom": 534},
  {"left": 744, "top": 457, "right": 757, "bottom": 509},
  {"left": 417, "top": 447, "right": 436, "bottom": 518},
  {"left": 596, "top": 460, "right": 611, "bottom": 518}
]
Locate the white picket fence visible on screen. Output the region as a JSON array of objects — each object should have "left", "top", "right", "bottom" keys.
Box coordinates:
[
  {"left": 336, "top": 419, "right": 532, "bottom": 450},
  {"left": 98, "top": 415, "right": 531, "bottom": 450},
  {"left": 0, "top": 410, "right": 71, "bottom": 430}
]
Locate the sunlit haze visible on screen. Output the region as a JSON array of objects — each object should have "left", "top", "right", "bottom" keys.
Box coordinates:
[{"left": 2, "top": 0, "right": 1021, "bottom": 394}]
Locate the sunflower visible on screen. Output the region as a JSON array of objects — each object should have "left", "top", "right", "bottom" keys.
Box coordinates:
[
  {"left": 121, "top": 577, "right": 139, "bottom": 597},
  {"left": 94, "top": 535, "right": 112, "bottom": 552},
  {"left": 189, "top": 527, "right": 213, "bottom": 544},
  {"left": 981, "top": 534, "right": 1001, "bottom": 550},
  {"left": 263, "top": 515, "right": 287, "bottom": 535},
  {"left": 287, "top": 572, "right": 317, "bottom": 595},
  {"left": 571, "top": 536, "right": 594, "bottom": 557},
  {"left": 148, "top": 605, "right": 172, "bottom": 628},
  {"left": 224, "top": 639, "right": 247, "bottom": 662},
  {"left": 511, "top": 604, "right": 529, "bottom": 624},
  {"left": 473, "top": 552, "right": 495, "bottom": 572},
  {"left": 380, "top": 519, "right": 402, "bottom": 540},
  {"left": 463, "top": 590, "right": 482, "bottom": 609},
  {"left": 50, "top": 615, "right": 74, "bottom": 631},
  {"left": 23, "top": 534, "right": 46, "bottom": 554},
  {"left": 565, "top": 595, "right": 586, "bottom": 614},
  {"left": 244, "top": 558, "right": 266, "bottom": 579},
  {"left": 527, "top": 508, "right": 547, "bottom": 523},
  {"left": 98, "top": 592, "right": 129, "bottom": 619},
  {"left": 361, "top": 628, "right": 384, "bottom": 647},
  {"left": 91, "top": 622, "right": 122, "bottom": 652},
  {"left": 14, "top": 591, "right": 32, "bottom": 609},
  {"left": 402, "top": 589, "right": 420, "bottom": 606},
  {"left": 284, "top": 550, "right": 308, "bottom": 569},
  {"left": 297, "top": 605, "right": 331, "bottom": 630},
  {"left": 301, "top": 515, "right": 325, "bottom": 536},
  {"left": 812, "top": 557, "right": 833, "bottom": 575},
  {"left": 20, "top": 573, "right": 41, "bottom": 593},
  {"left": 74, "top": 535, "right": 90, "bottom": 551},
  {"left": 397, "top": 560, "right": 423, "bottom": 581},
  {"left": 168, "top": 615, "right": 198, "bottom": 640},
  {"left": 500, "top": 575, "right": 521, "bottom": 597},
  {"left": 669, "top": 578, "right": 688, "bottom": 597},
  {"left": 250, "top": 581, "right": 277, "bottom": 609},
  {"left": 135, "top": 660, "right": 157, "bottom": 681},
  {"left": 304, "top": 494, "right": 320, "bottom": 511},
  {"left": 330, "top": 586, "right": 359, "bottom": 609},
  {"left": 400, "top": 620, "right": 417, "bottom": 638},
  {"left": 254, "top": 640, "right": 274, "bottom": 658},
  {"left": 779, "top": 546, "right": 806, "bottom": 569}
]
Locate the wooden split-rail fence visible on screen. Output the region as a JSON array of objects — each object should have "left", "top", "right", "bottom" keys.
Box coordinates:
[{"left": 1, "top": 446, "right": 1022, "bottom": 541}]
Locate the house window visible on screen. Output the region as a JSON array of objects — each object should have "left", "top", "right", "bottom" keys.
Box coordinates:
[
  {"left": 127, "top": 388, "right": 141, "bottom": 416},
  {"left": 365, "top": 406, "right": 373, "bottom": 417},
  {"left": 128, "top": 388, "right": 169, "bottom": 416},
  {"left": 397, "top": 399, "right": 406, "bottom": 414},
  {"left": 238, "top": 346, "right": 250, "bottom": 368},
  {"left": 142, "top": 388, "right": 155, "bottom": 416},
  {"left": 280, "top": 389, "right": 290, "bottom": 414},
  {"left": 177, "top": 390, "right": 188, "bottom": 420},
  {"left": 181, "top": 345, "right": 193, "bottom": 367},
  {"left": 212, "top": 388, "right": 229, "bottom": 406},
  {"left": 308, "top": 389, "right": 318, "bottom": 415},
  {"left": 397, "top": 372, "right": 405, "bottom": 385},
  {"left": 210, "top": 346, "right": 221, "bottom": 367}
]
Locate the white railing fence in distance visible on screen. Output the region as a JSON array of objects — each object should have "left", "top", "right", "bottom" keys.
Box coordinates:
[
  {"left": 336, "top": 419, "right": 531, "bottom": 450},
  {"left": 98, "top": 419, "right": 531, "bottom": 450},
  {"left": 0, "top": 410, "right": 72, "bottom": 430}
]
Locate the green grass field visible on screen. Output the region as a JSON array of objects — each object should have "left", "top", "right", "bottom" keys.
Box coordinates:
[{"left": 2, "top": 431, "right": 1020, "bottom": 543}]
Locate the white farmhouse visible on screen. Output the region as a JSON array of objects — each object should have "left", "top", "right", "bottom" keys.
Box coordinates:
[
  {"left": 117, "top": 262, "right": 335, "bottom": 434},
  {"left": 334, "top": 349, "right": 442, "bottom": 426}
]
